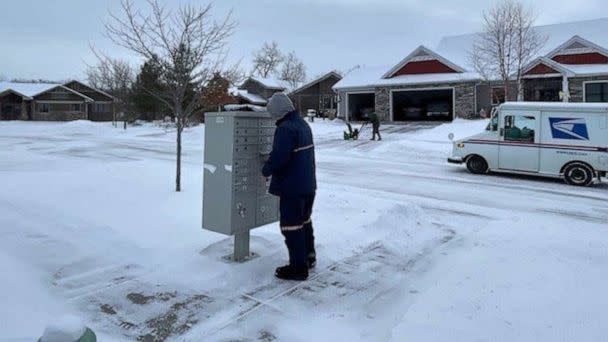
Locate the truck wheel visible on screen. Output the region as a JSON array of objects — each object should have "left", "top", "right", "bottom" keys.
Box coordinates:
[
  {"left": 563, "top": 163, "right": 594, "bottom": 186},
  {"left": 466, "top": 155, "right": 488, "bottom": 174}
]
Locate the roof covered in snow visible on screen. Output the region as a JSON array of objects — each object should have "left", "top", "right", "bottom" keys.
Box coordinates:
[
  {"left": 229, "top": 88, "right": 268, "bottom": 105},
  {"left": 522, "top": 56, "right": 608, "bottom": 78},
  {"left": 246, "top": 76, "right": 287, "bottom": 90},
  {"left": 288, "top": 71, "right": 342, "bottom": 95},
  {"left": 333, "top": 65, "right": 480, "bottom": 91},
  {"left": 436, "top": 17, "right": 608, "bottom": 71},
  {"left": 562, "top": 63, "right": 608, "bottom": 76},
  {"left": 0, "top": 81, "right": 62, "bottom": 99},
  {"left": 0, "top": 81, "right": 97, "bottom": 102},
  {"left": 382, "top": 45, "right": 467, "bottom": 79}
]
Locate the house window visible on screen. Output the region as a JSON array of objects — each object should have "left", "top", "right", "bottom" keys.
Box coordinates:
[
  {"left": 38, "top": 103, "right": 50, "bottom": 113},
  {"left": 524, "top": 78, "right": 562, "bottom": 102},
  {"left": 491, "top": 87, "right": 506, "bottom": 105},
  {"left": 504, "top": 115, "right": 535, "bottom": 143},
  {"left": 95, "top": 103, "right": 110, "bottom": 112},
  {"left": 585, "top": 82, "right": 608, "bottom": 102},
  {"left": 71, "top": 103, "right": 81, "bottom": 111}
]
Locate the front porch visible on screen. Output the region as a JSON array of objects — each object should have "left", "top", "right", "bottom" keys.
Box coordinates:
[{"left": 0, "top": 92, "right": 30, "bottom": 120}]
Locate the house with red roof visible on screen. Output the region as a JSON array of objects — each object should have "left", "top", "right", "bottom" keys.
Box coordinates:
[{"left": 333, "top": 18, "right": 608, "bottom": 122}]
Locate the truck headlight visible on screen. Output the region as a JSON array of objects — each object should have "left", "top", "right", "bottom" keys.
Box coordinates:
[{"left": 456, "top": 143, "right": 465, "bottom": 148}]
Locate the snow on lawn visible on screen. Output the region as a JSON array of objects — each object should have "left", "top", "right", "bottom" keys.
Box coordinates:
[{"left": 1, "top": 119, "right": 607, "bottom": 341}]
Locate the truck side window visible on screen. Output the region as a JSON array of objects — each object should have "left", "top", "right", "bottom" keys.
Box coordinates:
[{"left": 504, "top": 115, "right": 535, "bottom": 143}]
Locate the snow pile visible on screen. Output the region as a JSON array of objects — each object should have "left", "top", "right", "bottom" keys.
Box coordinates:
[
  {"left": 369, "top": 204, "right": 439, "bottom": 257},
  {"left": 0, "top": 252, "right": 72, "bottom": 341},
  {"left": 408, "top": 118, "right": 489, "bottom": 142},
  {"left": 39, "top": 316, "right": 86, "bottom": 342}
]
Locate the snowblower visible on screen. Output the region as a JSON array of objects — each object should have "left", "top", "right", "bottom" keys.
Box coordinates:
[{"left": 344, "top": 122, "right": 368, "bottom": 140}]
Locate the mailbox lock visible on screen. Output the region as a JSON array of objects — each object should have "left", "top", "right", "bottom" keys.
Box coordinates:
[{"left": 237, "top": 202, "right": 247, "bottom": 218}]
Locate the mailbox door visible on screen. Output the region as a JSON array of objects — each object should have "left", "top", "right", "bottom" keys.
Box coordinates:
[{"left": 256, "top": 195, "right": 279, "bottom": 226}]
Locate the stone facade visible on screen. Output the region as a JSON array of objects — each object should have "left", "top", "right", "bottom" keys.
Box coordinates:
[
  {"left": 373, "top": 81, "right": 478, "bottom": 120},
  {"left": 568, "top": 76, "right": 608, "bottom": 102},
  {"left": 454, "top": 82, "right": 477, "bottom": 119},
  {"left": 374, "top": 88, "right": 390, "bottom": 121},
  {"left": 476, "top": 81, "right": 518, "bottom": 115}
]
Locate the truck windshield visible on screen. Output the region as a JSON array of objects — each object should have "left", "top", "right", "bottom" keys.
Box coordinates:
[{"left": 486, "top": 108, "right": 498, "bottom": 131}]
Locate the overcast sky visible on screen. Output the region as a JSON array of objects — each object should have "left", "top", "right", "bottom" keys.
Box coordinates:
[{"left": 0, "top": 0, "right": 606, "bottom": 82}]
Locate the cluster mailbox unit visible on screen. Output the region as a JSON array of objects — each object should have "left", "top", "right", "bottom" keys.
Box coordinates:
[{"left": 202, "top": 112, "right": 279, "bottom": 261}]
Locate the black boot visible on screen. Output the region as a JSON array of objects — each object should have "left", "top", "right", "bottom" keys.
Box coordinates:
[
  {"left": 308, "top": 252, "right": 317, "bottom": 269},
  {"left": 275, "top": 264, "right": 308, "bottom": 281},
  {"left": 304, "top": 222, "right": 316, "bottom": 269},
  {"left": 278, "top": 229, "right": 309, "bottom": 280}
]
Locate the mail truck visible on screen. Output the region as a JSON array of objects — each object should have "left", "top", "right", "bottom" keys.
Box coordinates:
[{"left": 448, "top": 102, "right": 608, "bottom": 186}]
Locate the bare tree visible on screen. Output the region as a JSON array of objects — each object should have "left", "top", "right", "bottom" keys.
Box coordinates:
[
  {"left": 279, "top": 51, "right": 306, "bottom": 90},
  {"left": 469, "top": 45, "right": 497, "bottom": 113},
  {"left": 87, "top": 49, "right": 135, "bottom": 128},
  {"left": 105, "top": 0, "right": 235, "bottom": 192},
  {"left": 470, "top": 0, "right": 545, "bottom": 102},
  {"left": 252, "top": 41, "right": 283, "bottom": 78},
  {"left": 513, "top": 3, "right": 547, "bottom": 100},
  {"left": 222, "top": 59, "right": 247, "bottom": 85}
]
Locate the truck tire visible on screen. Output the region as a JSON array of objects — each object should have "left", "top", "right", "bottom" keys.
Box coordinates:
[
  {"left": 563, "top": 162, "right": 595, "bottom": 187},
  {"left": 466, "top": 155, "right": 488, "bottom": 174}
]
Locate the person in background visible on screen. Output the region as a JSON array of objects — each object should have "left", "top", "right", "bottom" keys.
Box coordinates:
[
  {"left": 262, "top": 93, "right": 317, "bottom": 281},
  {"left": 479, "top": 107, "right": 487, "bottom": 119},
  {"left": 369, "top": 111, "right": 382, "bottom": 141}
]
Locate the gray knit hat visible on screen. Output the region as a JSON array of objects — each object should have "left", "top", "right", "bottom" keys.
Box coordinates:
[{"left": 267, "top": 93, "right": 295, "bottom": 121}]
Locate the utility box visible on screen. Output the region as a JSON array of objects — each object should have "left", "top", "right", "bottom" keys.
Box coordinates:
[{"left": 202, "top": 111, "right": 279, "bottom": 261}]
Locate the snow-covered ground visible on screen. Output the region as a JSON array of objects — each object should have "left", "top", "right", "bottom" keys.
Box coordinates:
[{"left": 1, "top": 119, "right": 606, "bottom": 341}]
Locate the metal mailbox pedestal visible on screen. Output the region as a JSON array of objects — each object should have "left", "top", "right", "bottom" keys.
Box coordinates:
[{"left": 202, "top": 112, "right": 279, "bottom": 262}]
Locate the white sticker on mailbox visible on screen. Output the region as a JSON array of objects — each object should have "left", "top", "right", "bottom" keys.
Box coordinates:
[
  {"left": 204, "top": 163, "right": 217, "bottom": 174},
  {"left": 216, "top": 117, "right": 225, "bottom": 124}
]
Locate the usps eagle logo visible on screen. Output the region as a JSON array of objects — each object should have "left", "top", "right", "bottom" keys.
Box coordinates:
[{"left": 549, "top": 118, "right": 590, "bottom": 140}]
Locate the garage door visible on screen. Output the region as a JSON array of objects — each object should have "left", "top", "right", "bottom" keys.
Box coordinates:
[
  {"left": 392, "top": 89, "right": 453, "bottom": 122},
  {"left": 347, "top": 92, "right": 375, "bottom": 121}
]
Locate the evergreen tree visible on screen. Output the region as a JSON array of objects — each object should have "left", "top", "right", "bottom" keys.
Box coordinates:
[
  {"left": 131, "top": 59, "right": 167, "bottom": 121},
  {"left": 200, "top": 72, "right": 234, "bottom": 116}
]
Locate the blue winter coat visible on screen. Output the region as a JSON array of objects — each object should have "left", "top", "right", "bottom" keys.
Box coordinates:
[{"left": 262, "top": 111, "right": 316, "bottom": 197}]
